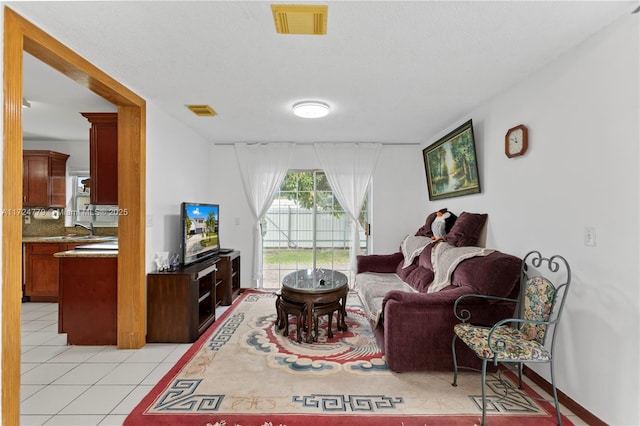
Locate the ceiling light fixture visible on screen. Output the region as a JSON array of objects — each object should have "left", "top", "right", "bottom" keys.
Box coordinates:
[
  {"left": 22, "top": 98, "right": 31, "bottom": 109},
  {"left": 292, "top": 101, "right": 330, "bottom": 118}
]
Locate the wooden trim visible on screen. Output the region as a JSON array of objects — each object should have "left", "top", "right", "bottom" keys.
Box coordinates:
[
  {"left": 116, "top": 105, "right": 147, "bottom": 348},
  {"left": 523, "top": 366, "right": 606, "bottom": 426},
  {"left": 2, "top": 7, "right": 146, "bottom": 424},
  {"left": 2, "top": 9, "right": 25, "bottom": 426}
]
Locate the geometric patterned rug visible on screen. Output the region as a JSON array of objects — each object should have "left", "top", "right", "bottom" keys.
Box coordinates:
[{"left": 125, "top": 290, "right": 572, "bottom": 425}]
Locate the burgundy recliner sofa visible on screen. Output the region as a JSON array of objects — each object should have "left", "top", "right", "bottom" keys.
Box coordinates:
[{"left": 355, "top": 211, "right": 521, "bottom": 372}]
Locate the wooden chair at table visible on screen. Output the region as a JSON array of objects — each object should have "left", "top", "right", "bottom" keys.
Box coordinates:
[
  {"left": 274, "top": 293, "right": 306, "bottom": 343},
  {"left": 311, "top": 300, "right": 347, "bottom": 341}
]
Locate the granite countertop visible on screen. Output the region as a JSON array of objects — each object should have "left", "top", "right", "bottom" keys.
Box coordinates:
[
  {"left": 54, "top": 240, "right": 118, "bottom": 258},
  {"left": 54, "top": 249, "right": 118, "bottom": 258},
  {"left": 22, "top": 236, "right": 119, "bottom": 257},
  {"left": 23, "top": 235, "right": 117, "bottom": 244}
]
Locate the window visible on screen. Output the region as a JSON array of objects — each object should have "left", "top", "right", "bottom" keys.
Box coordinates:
[
  {"left": 262, "top": 170, "right": 368, "bottom": 289},
  {"left": 65, "top": 174, "right": 119, "bottom": 227}
]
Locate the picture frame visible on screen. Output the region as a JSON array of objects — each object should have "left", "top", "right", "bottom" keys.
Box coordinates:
[{"left": 422, "top": 119, "right": 481, "bottom": 200}]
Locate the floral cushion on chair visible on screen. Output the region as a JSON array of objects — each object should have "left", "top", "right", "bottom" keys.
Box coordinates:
[
  {"left": 453, "top": 276, "right": 556, "bottom": 362},
  {"left": 521, "top": 276, "right": 556, "bottom": 343},
  {"left": 454, "top": 323, "right": 551, "bottom": 361}
]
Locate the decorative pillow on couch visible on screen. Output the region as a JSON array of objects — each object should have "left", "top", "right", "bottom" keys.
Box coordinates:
[{"left": 445, "top": 212, "right": 488, "bottom": 247}]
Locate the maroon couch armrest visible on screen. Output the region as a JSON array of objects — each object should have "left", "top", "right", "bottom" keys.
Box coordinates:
[
  {"left": 356, "top": 252, "right": 404, "bottom": 274},
  {"left": 451, "top": 251, "right": 521, "bottom": 299},
  {"left": 381, "top": 285, "right": 517, "bottom": 372},
  {"left": 383, "top": 285, "right": 476, "bottom": 307}
]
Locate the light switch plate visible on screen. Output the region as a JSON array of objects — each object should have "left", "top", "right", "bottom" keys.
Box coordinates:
[{"left": 584, "top": 227, "right": 596, "bottom": 247}]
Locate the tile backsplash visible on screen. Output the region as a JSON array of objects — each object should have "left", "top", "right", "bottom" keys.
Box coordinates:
[{"left": 22, "top": 209, "right": 118, "bottom": 238}]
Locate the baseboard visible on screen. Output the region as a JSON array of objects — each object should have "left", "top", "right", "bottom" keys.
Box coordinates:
[{"left": 523, "top": 366, "right": 606, "bottom": 426}]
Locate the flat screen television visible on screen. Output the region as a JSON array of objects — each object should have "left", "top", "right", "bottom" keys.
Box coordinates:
[{"left": 180, "top": 202, "right": 220, "bottom": 266}]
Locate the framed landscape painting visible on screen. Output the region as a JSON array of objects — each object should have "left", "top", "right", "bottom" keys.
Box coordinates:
[{"left": 422, "top": 119, "right": 481, "bottom": 200}]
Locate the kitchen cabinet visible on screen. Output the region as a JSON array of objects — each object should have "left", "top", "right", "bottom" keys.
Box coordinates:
[
  {"left": 81, "top": 112, "right": 118, "bottom": 205},
  {"left": 58, "top": 255, "right": 118, "bottom": 345},
  {"left": 23, "top": 150, "right": 69, "bottom": 207},
  {"left": 23, "top": 242, "right": 82, "bottom": 302}
]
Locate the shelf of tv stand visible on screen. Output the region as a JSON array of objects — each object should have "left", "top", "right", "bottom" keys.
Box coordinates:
[
  {"left": 146, "top": 257, "right": 219, "bottom": 343},
  {"left": 217, "top": 251, "right": 241, "bottom": 306},
  {"left": 214, "top": 276, "right": 224, "bottom": 307}
]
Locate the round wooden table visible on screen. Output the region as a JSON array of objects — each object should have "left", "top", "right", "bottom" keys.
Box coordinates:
[{"left": 281, "top": 269, "right": 348, "bottom": 343}]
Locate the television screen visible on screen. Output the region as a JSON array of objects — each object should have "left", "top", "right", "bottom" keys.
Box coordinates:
[{"left": 181, "top": 202, "right": 220, "bottom": 266}]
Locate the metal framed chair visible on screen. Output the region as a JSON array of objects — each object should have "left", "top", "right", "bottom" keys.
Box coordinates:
[{"left": 451, "top": 250, "right": 571, "bottom": 425}]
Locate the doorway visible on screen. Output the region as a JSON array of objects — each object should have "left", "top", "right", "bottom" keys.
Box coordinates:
[{"left": 3, "top": 7, "right": 146, "bottom": 424}]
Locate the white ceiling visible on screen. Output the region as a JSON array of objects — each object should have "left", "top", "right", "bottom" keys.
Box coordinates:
[
  {"left": 22, "top": 52, "right": 117, "bottom": 141},
  {"left": 13, "top": 1, "right": 636, "bottom": 144}
]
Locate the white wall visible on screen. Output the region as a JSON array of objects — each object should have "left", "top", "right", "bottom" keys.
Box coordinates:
[
  {"left": 422, "top": 13, "right": 639, "bottom": 425},
  {"left": 209, "top": 144, "right": 253, "bottom": 286},
  {"left": 369, "top": 145, "right": 429, "bottom": 253},
  {"left": 145, "top": 103, "right": 213, "bottom": 271}
]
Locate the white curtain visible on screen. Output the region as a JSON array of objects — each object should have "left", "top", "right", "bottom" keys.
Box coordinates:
[
  {"left": 235, "top": 143, "right": 294, "bottom": 287},
  {"left": 314, "top": 143, "right": 382, "bottom": 276}
]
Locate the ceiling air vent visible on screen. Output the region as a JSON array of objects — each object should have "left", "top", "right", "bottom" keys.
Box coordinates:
[
  {"left": 187, "top": 105, "right": 217, "bottom": 117},
  {"left": 271, "top": 4, "right": 327, "bottom": 35}
]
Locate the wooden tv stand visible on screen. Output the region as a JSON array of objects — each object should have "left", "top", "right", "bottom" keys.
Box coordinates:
[
  {"left": 146, "top": 257, "right": 220, "bottom": 343},
  {"left": 217, "top": 251, "right": 241, "bottom": 306}
]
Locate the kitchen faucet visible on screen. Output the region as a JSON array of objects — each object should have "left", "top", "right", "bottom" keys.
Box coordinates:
[{"left": 74, "top": 222, "right": 94, "bottom": 236}]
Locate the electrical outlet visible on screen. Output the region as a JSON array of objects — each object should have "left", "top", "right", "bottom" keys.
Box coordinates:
[{"left": 584, "top": 227, "right": 596, "bottom": 247}]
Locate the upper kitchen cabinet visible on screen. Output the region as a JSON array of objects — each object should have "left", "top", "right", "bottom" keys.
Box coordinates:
[
  {"left": 23, "top": 150, "right": 69, "bottom": 208},
  {"left": 81, "top": 112, "right": 118, "bottom": 205}
]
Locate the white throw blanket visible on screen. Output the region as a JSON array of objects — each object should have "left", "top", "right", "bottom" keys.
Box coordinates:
[
  {"left": 354, "top": 272, "right": 416, "bottom": 327},
  {"left": 400, "top": 235, "right": 433, "bottom": 268},
  {"left": 428, "top": 242, "right": 495, "bottom": 293}
]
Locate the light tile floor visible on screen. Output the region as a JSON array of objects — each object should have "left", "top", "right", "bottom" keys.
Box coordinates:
[
  {"left": 20, "top": 302, "right": 229, "bottom": 426},
  {"left": 20, "top": 301, "right": 588, "bottom": 426}
]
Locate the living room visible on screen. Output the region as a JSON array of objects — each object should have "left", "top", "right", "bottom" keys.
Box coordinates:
[{"left": 3, "top": 2, "right": 639, "bottom": 425}]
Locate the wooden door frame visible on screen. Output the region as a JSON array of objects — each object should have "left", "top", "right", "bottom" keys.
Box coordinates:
[{"left": 2, "top": 8, "right": 146, "bottom": 424}]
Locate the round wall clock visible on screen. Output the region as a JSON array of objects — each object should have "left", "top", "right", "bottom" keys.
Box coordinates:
[{"left": 505, "top": 124, "right": 528, "bottom": 158}]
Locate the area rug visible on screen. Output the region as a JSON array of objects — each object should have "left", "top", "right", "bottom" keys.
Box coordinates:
[{"left": 126, "top": 290, "right": 571, "bottom": 426}]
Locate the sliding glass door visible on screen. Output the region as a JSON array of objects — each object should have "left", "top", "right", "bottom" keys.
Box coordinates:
[{"left": 262, "top": 170, "right": 368, "bottom": 289}]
